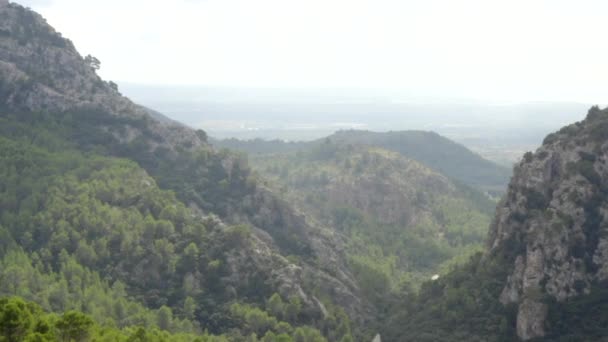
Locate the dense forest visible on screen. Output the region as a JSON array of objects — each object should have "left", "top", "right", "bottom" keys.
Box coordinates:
[
  {"left": 214, "top": 129, "right": 511, "bottom": 197},
  {"left": 0, "top": 111, "right": 354, "bottom": 341}
]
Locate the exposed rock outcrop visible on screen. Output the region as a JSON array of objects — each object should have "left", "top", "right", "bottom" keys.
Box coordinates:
[
  {"left": 487, "top": 106, "right": 608, "bottom": 340},
  {"left": 0, "top": 2, "right": 203, "bottom": 152}
]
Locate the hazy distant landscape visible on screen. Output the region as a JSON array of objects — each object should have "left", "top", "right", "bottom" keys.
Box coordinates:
[{"left": 121, "top": 84, "right": 589, "bottom": 166}]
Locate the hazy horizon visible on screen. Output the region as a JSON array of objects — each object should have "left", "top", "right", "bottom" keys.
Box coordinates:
[{"left": 119, "top": 83, "right": 590, "bottom": 166}]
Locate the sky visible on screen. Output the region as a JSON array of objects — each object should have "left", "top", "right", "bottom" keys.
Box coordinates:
[{"left": 14, "top": 0, "right": 608, "bottom": 103}]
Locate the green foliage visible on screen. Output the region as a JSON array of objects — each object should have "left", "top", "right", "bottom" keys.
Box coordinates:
[
  {"left": 544, "top": 286, "right": 608, "bottom": 341},
  {"left": 0, "top": 134, "right": 209, "bottom": 319},
  {"left": 0, "top": 297, "right": 38, "bottom": 342},
  {"left": 522, "top": 188, "right": 549, "bottom": 211},
  {"left": 266, "top": 294, "right": 285, "bottom": 320},
  {"left": 0, "top": 112, "right": 335, "bottom": 339},
  {"left": 223, "top": 225, "right": 252, "bottom": 248},
  {"left": 0, "top": 296, "right": 223, "bottom": 342},
  {"left": 384, "top": 253, "right": 517, "bottom": 342},
  {"left": 577, "top": 160, "right": 601, "bottom": 186},
  {"left": 214, "top": 130, "right": 512, "bottom": 193},
  {"left": 250, "top": 145, "right": 492, "bottom": 297},
  {"left": 52, "top": 108, "right": 316, "bottom": 258},
  {"left": 348, "top": 257, "right": 391, "bottom": 303},
  {"left": 227, "top": 299, "right": 343, "bottom": 342},
  {"left": 55, "top": 311, "right": 94, "bottom": 341}
]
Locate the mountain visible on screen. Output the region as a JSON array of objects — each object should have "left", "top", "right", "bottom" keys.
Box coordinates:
[
  {"left": 385, "top": 106, "right": 608, "bottom": 341},
  {"left": 0, "top": 2, "right": 367, "bottom": 340},
  {"left": 487, "top": 106, "right": 608, "bottom": 340},
  {"left": 249, "top": 140, "right": 495, "bottom": 290},
  {"left": 214, "top": 129, "right": 512, "bottom": 196}
]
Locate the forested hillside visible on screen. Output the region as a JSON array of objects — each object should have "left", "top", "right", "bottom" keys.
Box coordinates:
[
  {"left": 214, "top": 129, "right": 511, "bottom": 196},
  {"left": 0, "top": 111, "right": 358, "bottom": 341},
  {"left": 250, "top": 140, "right": 494, "bottom": 290},
  {"left": 0, "top": 2, "right": 363, "bottom": 341}
]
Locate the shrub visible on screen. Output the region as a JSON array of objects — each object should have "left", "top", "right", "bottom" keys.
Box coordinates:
[{"left": 577, "top": 160, "right": 601, "bottom": 185}]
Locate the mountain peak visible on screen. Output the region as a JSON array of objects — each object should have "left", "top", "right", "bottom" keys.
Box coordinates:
[
  {"left": 0, "top": 4, "right": 209, "bottom": 153},
  {"left": 0, "top": 3, "right": 126, "bottom": 114}
]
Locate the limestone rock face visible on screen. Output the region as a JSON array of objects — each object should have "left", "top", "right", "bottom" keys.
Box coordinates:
[
  {"left": 487, "top": 106, "right": 608, "bottom": 340},
  {"left": 516, "top": 298, "right": 547, "bottom": 340},
  {"left": 221, "top": 187, "right": 373, "bottom": 323},
  {"left": 0, "top": 2, "right": 204, "bottom": 153}
]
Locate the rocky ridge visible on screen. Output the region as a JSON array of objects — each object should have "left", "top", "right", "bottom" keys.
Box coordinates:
[
  {"left": 487, "top": 106, "right": 608, "bottom": 340},
  {"left": 0, "top": 2, "right": 203, "bottom": 152}
]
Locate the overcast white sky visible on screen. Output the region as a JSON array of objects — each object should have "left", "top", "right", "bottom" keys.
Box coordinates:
[{"left": 14, "top": 0, "right": 608, "bottom": 103}]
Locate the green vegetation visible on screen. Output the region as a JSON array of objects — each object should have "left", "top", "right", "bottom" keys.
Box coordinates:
[
  {"left": 385, "top": 252, "right": 608, "bottom": 342},
  {"left": 248, "top": 140, "right": 493, "bottom": 308},
  {"left": 214, "top": 130, "right": 512, "bottom": 195},
  {"left": 0, "top": 111, "right": 351, "bottom": 340},
  {"left": 0, "top": 296, "right": 222, "bottom": 342},
  {"left": 383, "top": 253, "right": 518, "bottom": 342},
  {"left": 544, "top": 286, "right": 608, "bottom": 341},
  {"left": 0, "top": 106, "right": 499, "bottom": 340}
]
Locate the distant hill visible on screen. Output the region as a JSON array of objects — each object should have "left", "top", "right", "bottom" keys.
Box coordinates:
[
  {"left": 213, "top": 129, "right": 512, "bottom": 195},
  {"left": 249, "top": 139, "right": 494, "bottom": 303},
  {"left": 329, "top": 130, "right": 512, "bottom": 195},
  {"left": 213, "top": 137, "right": 307, "bottom": 155}
]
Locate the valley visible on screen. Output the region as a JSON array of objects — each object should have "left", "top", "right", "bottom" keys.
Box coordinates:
[{"left": 1, "top": 1, "right": 608, "bottom": 342}]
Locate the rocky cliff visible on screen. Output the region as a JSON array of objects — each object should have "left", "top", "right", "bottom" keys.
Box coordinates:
[
  {"left": 487, "top": 106, "right": 608, "bottom": 340},
  {"left": 0, "top": 1, "right": 203, "bottom": 152}
]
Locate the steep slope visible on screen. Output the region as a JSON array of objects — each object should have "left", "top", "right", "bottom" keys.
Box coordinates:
[
  {"left": 0, "top": 122, "right": 353, "bottom": 340},
  {"left": 386, "top": 106, "right": 608, "bottom": 341},
  {"left": 487, "top": 105, "right": 608, "bottom": 340},
  {"left": 214, "top": 129, "right": 511, "bottom": 195},
  {"left": 250, "top": 140, "right": 494, "bottom": 295},
  {"left": 0, "top": 2, "right": 369, "bottom": 340}
]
